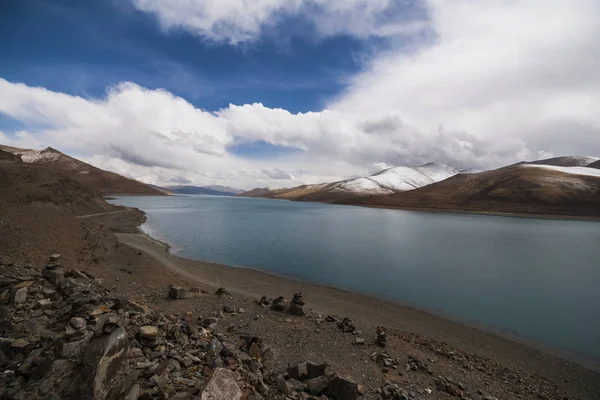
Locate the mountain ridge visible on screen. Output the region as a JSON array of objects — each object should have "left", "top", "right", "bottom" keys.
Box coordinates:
[
  {"left": 239, "top": 162, "right": 459, "bottom": 201},
  {"left": 0, "top": 145, "right": 165, "bottom": 196}
]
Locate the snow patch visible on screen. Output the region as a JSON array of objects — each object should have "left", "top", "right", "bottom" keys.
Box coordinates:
[
  {"left": 523, "top": 164, "right": 600, "bottom": 178},
  {"left": 20, "top": 150, "right": 60, "bottom": 163}
]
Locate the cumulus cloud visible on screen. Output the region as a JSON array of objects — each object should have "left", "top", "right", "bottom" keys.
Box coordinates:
[
  {"left": 130, "top": 0, "right": 428, "bottom": 44},
  {"left": 1, "top": 0, "right": 599, "bottom": 189}
]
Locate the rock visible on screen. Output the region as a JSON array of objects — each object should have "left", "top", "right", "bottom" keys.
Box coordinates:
[
  {"left": 82, "top": 326, "right": 130, "bottom": 400},
  {"left": 11, "top": 287, "right": 27, "bottom": 304},
  {"left": 70, "top": 317, "right": 87, "bottom": 330},
  {"left": 288, "top": 362, "right": 308, "bottom": 380},
  {"left": 200, "top": 367, "right": 242, "bottom": 400},
  {"left": 123, "top": 383, "right": 140, "bottom": 400},
  {"left": 215, "top": 287, "right": 228, "bottom": 297},
  {"left": 280, "top": 379, "right": 306, "bottom": 395},
  {"left": 138, "top": 326, "right": 158, "bottom": 347},
  {"left": 306, "top": 362, "right": 327, "bottom": 379},
  {"left": 44, "top": 268, "right": 65, "bottom": 285},
  {"left": 10, "top": 338, "right": 30, "bottom": 350},
  {"left": 354, "top": 338, "right": 366, "bottom": 345},
  {"left": 376, "top": 327, "right": 387, "bottom": 347},
  {"left": 257, "top": 296, "right": 272, "bottom": 307},
  {"left": 288, "top": 292, "right": 306, "bottom": 316},
  {"left": 306, "top": 376, "right": 328, "bottom": 395},
  {"left": 37, "top": 298, "right": 53, "bottom": 309},
  {"left": 169, "top": 285, "right": 189, "bottom": 300},
  {"left": 270, "top": 296, "right": 288, "bottom": 312},
  {"left": 337, "top": 318, "right": 356, "bottom": 333},
  {"left": 328, "top": 374, "right": 360, "bottom": 400},
  {"left": 49, "top": 254, "right": 62, "bottom": 263}
]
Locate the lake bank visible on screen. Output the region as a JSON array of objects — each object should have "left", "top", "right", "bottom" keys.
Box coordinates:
[{"left": 82, "top": 203, "right": 600, "bottom": 399}]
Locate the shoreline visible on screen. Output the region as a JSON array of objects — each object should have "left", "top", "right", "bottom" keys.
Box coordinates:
[
  {"left": 240, "top": 195, "right": 600, "bottom": 222},
  {"left": 131, "top": 228, "right": 600, "bottom": 373},
  {"left": 119, "top": 212, "right": 600, "bottom": 375}
]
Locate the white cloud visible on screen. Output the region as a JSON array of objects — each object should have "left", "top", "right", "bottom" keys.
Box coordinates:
[
  {"left": 130, "top": 0, "right": 427, "bottom": 44},
  {"left": 1, "top": 0, "right": 599, "bottom": 189}
]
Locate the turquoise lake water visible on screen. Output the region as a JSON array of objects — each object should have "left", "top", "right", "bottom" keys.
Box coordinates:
[{"left": 110, "top": 195, "right": 600, "bottom": 362}]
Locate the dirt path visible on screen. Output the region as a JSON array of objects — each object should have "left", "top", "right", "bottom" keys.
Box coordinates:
[
  {"left": 77, "top": 209, "right": 131, "bottom": 219},
  {"left": 117, "top": 233, "right": 258, "bottom": 299}
]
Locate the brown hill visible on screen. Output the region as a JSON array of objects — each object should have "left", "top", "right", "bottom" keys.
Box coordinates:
[
  {"left": 0, "top": 149, "right": 119, "bottom": 266},
  {"left": 0, "top": 145, "right": 165, "bottom": 196},
  {"left": 588, "top": 160, "right": 600, "bottom": 169},
  {"left": 341, "top": 165, "right": 600, "bottom": 218}
]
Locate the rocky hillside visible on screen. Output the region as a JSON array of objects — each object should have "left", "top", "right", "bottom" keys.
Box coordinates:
[
  {"left": 0, "top": 149, "right": 120, "bottom": 267},
  {"left": 239, "top": 162, "right": 458, "bottom": 202},
  {"left": 0, "top": 145, "right": 165, "bottom": 196},
  {"left": 2, "top": 257, "right": 363, "bottom": 400},
  {"left": 344, "top": 164, "right": 600, "bottom": 217}
]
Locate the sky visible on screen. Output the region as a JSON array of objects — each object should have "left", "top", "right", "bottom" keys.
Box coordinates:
[{"left": 1, "top": 0, "right": 599, "bottom": 190}]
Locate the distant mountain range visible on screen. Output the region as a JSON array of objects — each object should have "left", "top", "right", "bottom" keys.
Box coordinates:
[
  {"left": 239, "top": 155, "right": 600, "bottom": 218},
  {"left": 241, "top": 162, "right": 459, "bottom": 202},
  {"left": 0, "top": 145, "right": 165, "bottom": 196},
  {"left": 165, "top": 185, "right": 243, "bottom": 196}
]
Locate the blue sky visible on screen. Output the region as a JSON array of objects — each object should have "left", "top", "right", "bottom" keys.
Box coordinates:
[
  {"left": 0, "top": 0, "right": 598, "bottom": 189},
  {"left": 1, "top": 0, "right": 368, "bottom": 113}
]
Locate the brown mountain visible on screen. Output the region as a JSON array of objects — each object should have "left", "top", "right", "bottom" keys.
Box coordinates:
[
  {"left": 341, "top": 164, "right": 600, "bottom": 218},
  {"left": 588, "top": 160, "right": 600, "bottom": 169},
  {"left": 0, "top": 148, "right": 119, "bottom": 265},
  {"left": 0, "top": 145, "right": 165, "bottom": 196}
]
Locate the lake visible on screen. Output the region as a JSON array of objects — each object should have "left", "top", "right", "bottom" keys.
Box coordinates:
[{"left": 110, "top": 195, "right": 600, "bottom": 362}]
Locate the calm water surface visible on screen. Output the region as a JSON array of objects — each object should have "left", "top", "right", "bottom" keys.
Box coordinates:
[{"left": 111, "top": 195, "right": 600, "bottom": 361}]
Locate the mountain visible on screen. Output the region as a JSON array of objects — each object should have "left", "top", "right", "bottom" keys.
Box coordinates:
[
  {"left": 239, "top": 162, "right": 459, "bottom": 201},
  {"left": 0, "top": 145, "right": 165, "bottom": 196},
  {"left": 343, "top": 164, "right": 600, "bottom": 218},
  {"left": 203, "top": 185, "right": 244, "bottom": 194},
  {"left": 166, "top": 185, "right": 239, "bottom": 196},
  {"left": 588, "top": 160, "right": 600, "bottom": 169},
  {"left": 0, "top": 148, "right": 119, "bottom": 264},
  {"left": 527, "top": 156, "right": 598, "bottom": 167}
]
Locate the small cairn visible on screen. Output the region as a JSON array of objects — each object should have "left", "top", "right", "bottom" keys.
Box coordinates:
[
  {"left": 288, "top": 292, "right": 306, "bottom": 316},
  {"left": 376, "top": 326, "right": 387, "bottom": 347},
  {"left": 43, "top": 253, "right": 64, "bottom": 285},
  {"left": 270, "top": 295, "right": 288, "bottom": 311}
]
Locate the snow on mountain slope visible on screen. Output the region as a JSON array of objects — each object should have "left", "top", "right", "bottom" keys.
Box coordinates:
[
  {"left": 332, "top": 162, "right": 459, "bottom": 194},
  {"left": 523, "top": 164, "right": 600, "bottom": 178},
  {"left": 528, "top": 156, "right": 599, "bottom": 167}
]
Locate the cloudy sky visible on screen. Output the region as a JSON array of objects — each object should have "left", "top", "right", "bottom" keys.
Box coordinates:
[{"left": 1, "top": 0, "right": 599, "bottom": 189}]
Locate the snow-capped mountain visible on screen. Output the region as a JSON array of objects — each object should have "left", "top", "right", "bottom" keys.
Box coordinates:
[
  {"left": 330, "top": 162, "right": 459, "bottom": 195},
  {"left": 239, "top": 162, "right": 460, "bottom": 200}
]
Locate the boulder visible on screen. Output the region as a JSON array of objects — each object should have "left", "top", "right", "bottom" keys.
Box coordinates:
[
  {"left": 137, "top": 326, "right": 158, "bottom": 347},
  {"left": 328, "top": 374, "right": 360, "bottom": 400},
  {"left": 169, "top": 285, "right": 189, "bottom": 300},
  {"left": 11, "top": 287, "right": 27, "bottom": 304},
  {"left": 200, "top": 368, "right": 242, "bottom": 400},
  {"left": 306, "top": 362, "right": 327, "bottom": 379},
  {"left": 306, "top": 375, "right": 328, "bottom": 395},
  {"left": 82, "top": 326, "right": 130, "bottom": 400}
]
